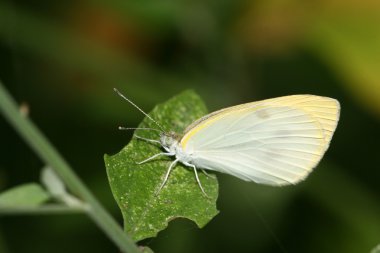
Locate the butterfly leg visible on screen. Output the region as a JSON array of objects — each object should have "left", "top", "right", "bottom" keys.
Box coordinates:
[
  {"left": 137, "top": 152, "right": 174, "bottom": 165},
  {"left": 156, "top": 159, "right": 179, "bottom": 195},
  {"left": 183, "top": 162, "right": 207, "bottom": 197},
  {"left": 200, "top": 169, "right": 216, "bottom": 179},
  {"left": 135, "top": 135, "right": 161, "bottom": 145}
]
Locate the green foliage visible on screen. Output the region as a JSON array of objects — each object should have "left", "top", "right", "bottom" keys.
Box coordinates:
[
  {"left": 0, "top": 183, "right": 50, "bottom": 207},
  {"left": 105, "top": 90, "right": 219, "bottom": 241},
  {"left": 0, "top": 80, "right": 141, "bottom": 253},
  {"left": 1, "top": 1, "right": 380, "bottom": 252}
]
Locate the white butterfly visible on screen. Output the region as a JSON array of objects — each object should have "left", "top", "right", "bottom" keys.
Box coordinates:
[{"left": 115, "top": 89, "right": 340, "bottom": 196}]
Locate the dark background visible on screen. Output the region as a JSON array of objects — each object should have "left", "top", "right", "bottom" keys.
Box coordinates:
[{"left": 1, "top": 0, "right": 380, "bottom": 252}]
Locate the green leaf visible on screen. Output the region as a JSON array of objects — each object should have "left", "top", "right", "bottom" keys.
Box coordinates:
[
  {"left": 0, "top": 183, "right": 50, "bottom": 207},
  {"left": 104, "top": 90, "right": 219, "bottom": 241}
]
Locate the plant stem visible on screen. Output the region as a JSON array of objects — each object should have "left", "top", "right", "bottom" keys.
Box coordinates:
[
  {"left": 0, "top": 81, "right": 141, "bottom": 253},
  {"left": 0, "top": 205, "right": 86, "bottom": 216}
]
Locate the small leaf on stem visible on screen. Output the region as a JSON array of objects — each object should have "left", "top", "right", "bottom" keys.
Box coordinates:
[{"left": 0, "top": 183, "right": 50, "bottom": 207}]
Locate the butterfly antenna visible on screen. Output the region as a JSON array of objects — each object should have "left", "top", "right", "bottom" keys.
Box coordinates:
[
  {"left": 118, "top": 127, "right": 163, "bottom": 133},
  {"left": 113, "top": 88, "right": 166, "bottom": 132}
]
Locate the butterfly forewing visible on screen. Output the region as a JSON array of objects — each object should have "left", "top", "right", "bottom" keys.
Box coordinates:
[{"left": 180, "top": 95, "right": 340, "bottom": 186}]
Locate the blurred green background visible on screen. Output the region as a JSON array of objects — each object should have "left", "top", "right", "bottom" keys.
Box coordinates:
[{"left": 1, "top": 0, "right": 380, "bottom": 252}]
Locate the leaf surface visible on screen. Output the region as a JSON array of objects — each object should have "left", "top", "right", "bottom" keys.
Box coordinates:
[
  {"left": 0, "top": 183, "right": 50, "bottom": 207},
  {"left": 105, "top": 90, "right": 219, "bottom": 241}
]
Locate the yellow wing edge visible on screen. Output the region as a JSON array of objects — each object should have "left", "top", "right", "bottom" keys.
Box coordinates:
[{"left": 180, "top": 95, "right": 340, "bottom": 149}]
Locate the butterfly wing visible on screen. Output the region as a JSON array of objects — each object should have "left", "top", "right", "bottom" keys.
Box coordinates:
[{"left": 180, "top": 95, "right": 340, "bottom": 186}]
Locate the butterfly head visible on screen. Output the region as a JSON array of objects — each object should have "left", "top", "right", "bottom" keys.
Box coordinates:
[{"left": 160, "top": 131, "right": 181, "bottom": 153}]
